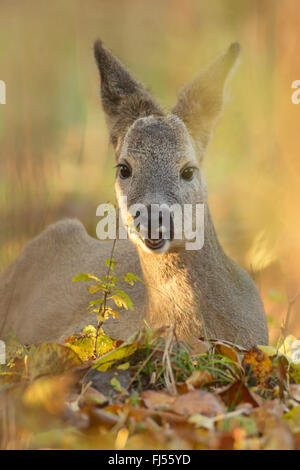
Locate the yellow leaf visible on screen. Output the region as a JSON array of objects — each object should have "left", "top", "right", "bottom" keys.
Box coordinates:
[
  {"left": 283, "top": 406, "right": 300, "bottom": 433},
  {"left": 23, "top": 374, "right": 74, "bottom": 414},
  {"left": 111, "top": 294, "right": 129, "bottom": 309},
  {"left": 242, "top": 347, "right": 273, "bottom": 385},
  {"left": 28, "top": 343, "right": 82, "bottom": 380},
  {"left": 89, "top": 285, "right": 102, "bottom": 294},
  {"left": 65, "top": 325, "right": 117, "bottom": 361},
  {"left": 117, "top": 362, "right": 130, "bottom": 370},
  {"left": 257, "top": 345, "right": 278, "bottom": 357},
  {"left": 93, "top": 343, "right": 137, "bottom": 371}
]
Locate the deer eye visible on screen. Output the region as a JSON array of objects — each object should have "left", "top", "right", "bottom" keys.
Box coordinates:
[
  {"left": 117, "top": 164, "right": 132, "bottom": 179},
  {"left": 181, "top": 167, "right": 195, "bottom": 181}
]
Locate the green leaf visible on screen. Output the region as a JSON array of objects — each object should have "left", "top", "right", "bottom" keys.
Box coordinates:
[
  {"left": 117, "top": 362, "right": 130, "bottom": 370},
  {"left": 100, "top": 275, "right": 120, "bottom": 283},
  {"left": 73, "top": 273, "right": 100, "bottom": 283},
  {"left": 104, "top": 257, "right": 115, "bottom": 271},
  {"left": 127, "top": 390, "right": 140, "bottom": 407},
  {"left": 89, "top": 308, "right": 102, "bottom": 314},
  {"left": 93, "top": 341, "right": 138, "bottom": 371},
  {"left": 123, "top": 273, "right": 142, "bottom": 286},
  {"left": 99, "top": 281, "right": 117, "bottom": 291},
  {"left": 110, "top": 377, "right": 124, "bottom": 393},
  {"left": 112, "top": 289, "right": 134, "bottom": 310},
  {"left": 89, "top": 299, "right": 103, "bottom": 307},
  {"left": 218, "top": 416, "right": 258, "bottom": 436}
]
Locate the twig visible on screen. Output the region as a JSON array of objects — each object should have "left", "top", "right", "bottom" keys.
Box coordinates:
[
  {"left": 124, "top": 343, "right": 161, "bottom": 393},
  {"left": 211, "top": 404, "right": 252, "bottom": 423},
  {"left": 93, "top": 239, "right": 116, "bottom": 357},
  {"left": 162, "top": 327, "right": 177, "bottom": 396}
]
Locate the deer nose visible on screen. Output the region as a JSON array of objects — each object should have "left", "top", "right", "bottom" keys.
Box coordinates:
[{"left": 145, "top": 205, "right": 174, "bottom": 241}]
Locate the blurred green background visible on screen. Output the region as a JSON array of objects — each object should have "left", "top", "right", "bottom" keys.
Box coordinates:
[{"left": 1, "top": 0, "right": 300, "bottom": 343}]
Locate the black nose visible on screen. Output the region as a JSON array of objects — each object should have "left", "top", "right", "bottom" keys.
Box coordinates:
[{"left": 145, "top": 205, "right": 174, "bottom": 241}]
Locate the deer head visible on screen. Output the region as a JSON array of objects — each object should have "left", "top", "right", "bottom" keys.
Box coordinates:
[{"left": 94, "top": 40, "right": 240, "bottom": 254}]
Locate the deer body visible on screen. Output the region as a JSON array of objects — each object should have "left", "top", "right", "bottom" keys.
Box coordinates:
[{"left": 0, "top": 41, "right": 268, "bottom": 348}]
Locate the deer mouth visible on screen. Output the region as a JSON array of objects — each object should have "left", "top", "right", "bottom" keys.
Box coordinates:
[{"left": 144, "top": 238, "right": 166, "bottom": 251}]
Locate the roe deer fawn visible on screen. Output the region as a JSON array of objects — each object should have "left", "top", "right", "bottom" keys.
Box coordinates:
[{"left": 0, "top": 40, "right": 268, "bottom": 348}]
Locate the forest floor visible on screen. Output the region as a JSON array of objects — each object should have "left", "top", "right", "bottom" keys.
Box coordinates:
[{"left": 1, "top": 324, "right": 300, "bottom": 450}]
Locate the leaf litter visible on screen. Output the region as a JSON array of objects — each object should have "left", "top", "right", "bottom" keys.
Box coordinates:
[{"left": 1, "top": 328, "right": 300, "bottom": 450}]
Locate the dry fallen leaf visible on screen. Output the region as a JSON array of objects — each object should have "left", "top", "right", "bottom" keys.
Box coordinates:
[
  {"left": 172, "top": 390, "right": 225, "bottom": 417},
  {"left": 189, "top": 339, "right": 210, "bottom": 355},
  {"left": 219, "top": 380, "right": 261, "bottom": 409},
  {"left": 105, "top": 403, "right": 186, "bottom": 424},
  {"left": 214, "top": 342, "right": 241, "bottom": 364},
  {"left": 185, "top": 370, "right": 214, "bottom": 390},
  {"left": 141, "top": 390, "right": 175, "bottom": 411},
  {"left": 250, "top": 400, "right": 286, "bottom": 435},
  {"left": 262, "top": 424, "right": 294, "bottom": 450},
  {"left": 210, "top": 431, "right": 235, "bottom": 450}
]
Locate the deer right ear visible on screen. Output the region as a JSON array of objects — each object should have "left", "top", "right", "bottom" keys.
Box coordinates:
[
  {"left": 94, "top": 40, "right": 162, "bottom": 154},
  {"left": 172, "top": 43, "right": 240, "bottom": 161}
]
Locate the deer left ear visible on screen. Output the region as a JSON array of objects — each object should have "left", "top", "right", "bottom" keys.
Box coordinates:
[
  {"left": 94, "top": 40, "right": 162, "bottom": 154},
  {"left": 172, "top": 43, "right": 240, "bottom": 160}
]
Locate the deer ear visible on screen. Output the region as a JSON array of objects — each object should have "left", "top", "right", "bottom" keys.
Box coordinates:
[
  {"left": 94, "top": 40, "right": 162, "bottom": 153},
  {"left": 172, "top": 43, "right": 240, "bottom": 159}
]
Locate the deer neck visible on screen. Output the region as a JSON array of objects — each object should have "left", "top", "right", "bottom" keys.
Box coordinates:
[{"left": 137, "top": 203, "right": 227, "bottom": 341}]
